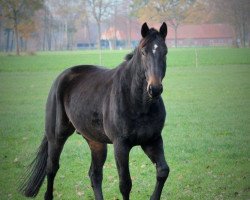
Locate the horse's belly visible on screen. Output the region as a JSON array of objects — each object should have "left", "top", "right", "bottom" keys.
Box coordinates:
[
  {"left": 76, "top": 123, "right": 112, "bottom": 144},
  {"left": 66, "top": 104, "right": 112, "bottom": 143}
]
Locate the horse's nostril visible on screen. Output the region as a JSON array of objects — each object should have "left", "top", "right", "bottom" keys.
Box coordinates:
[
  {"left": 148, "top": 84, "right": 163, "bottom": 98},
  {"left": 148, "top": 84, "right": 153, "bottom": 95},
  {"left": 159, "top": 84, "right": 163, "bottom": 93}
]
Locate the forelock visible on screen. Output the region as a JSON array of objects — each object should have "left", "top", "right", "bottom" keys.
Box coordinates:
[{"left": 139, "top": 28, "right": 161, "bottom": 49}]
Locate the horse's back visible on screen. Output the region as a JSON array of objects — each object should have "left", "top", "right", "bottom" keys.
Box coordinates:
[
  {"left": 52, "top": 65, "right": 112, "bottom": 98},
  {"left": 62, "top": 65, "right": 113, "bottom": 96},
  {"left": 60, "top": 65, "right": 109, "bottom": 84},
  {"left": 47, "top": 65, "right": 106, "bottom": 107}
]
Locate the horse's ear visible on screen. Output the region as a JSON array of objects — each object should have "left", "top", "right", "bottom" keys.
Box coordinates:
[
  {"left": 160, "top": 22, "right": 168, "bottom": 39},
  {"left": 141, "top": 22, "right": 149, "bottom": 38}
]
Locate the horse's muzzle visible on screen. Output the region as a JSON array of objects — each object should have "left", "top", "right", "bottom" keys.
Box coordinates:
[{"left": 148, "top": 84, "right": 163, "bottom": 98}]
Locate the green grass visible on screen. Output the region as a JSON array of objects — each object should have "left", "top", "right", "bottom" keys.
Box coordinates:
[
  {"left": 0, "top": 50, "right": 130, "bottom": 72},
  {"left": 0, "top": 48, "right": 250, "bottom": 72},
  {"left": 168, "top": 48, "right": 250, "bottom": 67},
  {"left": 0, "top": 48, "right": 250, "bottom": 199}
]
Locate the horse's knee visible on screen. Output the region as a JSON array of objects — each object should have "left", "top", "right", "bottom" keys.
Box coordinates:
[{"left": 157, "top": 165, "right": 170, "bottom": 181}]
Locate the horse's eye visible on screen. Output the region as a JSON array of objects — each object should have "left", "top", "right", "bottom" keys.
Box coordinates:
[
  {"left": 141, "top": 49, "right": 146, "bottom": 56},
  {"left": 165, "top": 49, "right": 168, "bottom": 55},
  {"left": 163, "top": 49, "right": 168, "bottom": 56}
]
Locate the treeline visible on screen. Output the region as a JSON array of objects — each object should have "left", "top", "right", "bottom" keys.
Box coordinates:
[
  {"left": 134, "top": 0, "right": 250, "bottom": 48},
  {"left": 0, "top": 0, "right": 249, "bottom": 55}
]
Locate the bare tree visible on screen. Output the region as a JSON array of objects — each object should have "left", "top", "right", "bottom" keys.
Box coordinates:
[
  {"left": 88, "top": 0, "right": 112, "bottom": 49},
  {"left": 132, "top": 0, "right": 196, "bottom": 47},
  {"left": 0, "top": 0, "right": 44, "bottom": 55},
  {"left": 39, "top": 0, "right": 84, "bottom": 51},
  {"left": 115, "top": 0, "right": 135, "bottom": 49},
  {"left": 42, "top": 3, "right": 52, "bottom": 50},
  {"left": 213, "top": 0, "right": 250, "bottom": 47},
  {"left": 75, "top": 0, "right": 91, "bottom": 48}
]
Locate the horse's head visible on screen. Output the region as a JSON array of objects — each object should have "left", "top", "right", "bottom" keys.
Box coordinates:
[{"left": 139, "top": 22, "right": 168, "bottom": 99}]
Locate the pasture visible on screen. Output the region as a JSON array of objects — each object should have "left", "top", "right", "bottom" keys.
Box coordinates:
[{"left": 0, "top": 48, "right": 249, "bottom": 199}]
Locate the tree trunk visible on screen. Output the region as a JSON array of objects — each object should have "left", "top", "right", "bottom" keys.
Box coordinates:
[
  {"left": 97, "top": 21, "right": 101, "bottom": 49},
  {"left": 10, "top": 30, "right": 14, "bottom": 51},
  {"left": 114, "top": 4, "right": 117, "bottom": 50},
  {"left": 43, "top": 7, "right": 47, "bottom": 51},
  {"left": 65, "top": 20, "right": 69, "bottom": 50},
  {"left": 47, "top": 11, "right": 52, "bottom": 51},
  {"left": 127, "top": 19, "right": 131, "bottom": 49},
  {"left": 0, "top": 20, "right": 2, "bottom": 51},
  {"left": 242, "top": 21, "right": 246, "bottom": 47},
  {"left": 5, "top": 29, "right": 11, "bottom": 52},
  {"left": 174, "top": 26, "right": 178, "bottom": 48},
  {"left": 85, "top": 16, "right": 92, "bottom": 48},
  {"left": 14, "top": 20, "right": 20, "bottom": 55}
]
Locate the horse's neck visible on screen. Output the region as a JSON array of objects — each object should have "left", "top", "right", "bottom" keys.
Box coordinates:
[{"left": 121, "top": 55, "right": 151, "bottom": 113}]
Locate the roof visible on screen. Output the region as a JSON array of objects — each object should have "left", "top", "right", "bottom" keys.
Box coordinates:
[
  {"left": 101, "top": 27, "right": 140, "bottom": 41},
  {"left": 101, "top": 27, "right": 124, "bottom": 40},
  {"left": 101, "top": 23, "right": 235, "bottom": 41}
]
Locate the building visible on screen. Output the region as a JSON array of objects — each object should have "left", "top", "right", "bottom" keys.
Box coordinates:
[
  {"left": 101, "top": 27, "right": 140, "bottom": 49},
  {"left": 166, "top": 24, "right": 235, "bottom": 47},
  {"left": 100, "top": 23, "right": 235, "bottom": 49}
]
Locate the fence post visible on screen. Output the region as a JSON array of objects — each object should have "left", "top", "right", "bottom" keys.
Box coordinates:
[
  {"left": 99, "top": 48, "right": 102, "bottom": 66},
  {"left": 195, "top": 48, "right": 198, "bottom": 68}
]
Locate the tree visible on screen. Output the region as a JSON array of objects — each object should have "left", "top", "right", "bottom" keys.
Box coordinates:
[
  {"left": 42, "top": 3, "right": 52, "bottom": 51},
  {"left": 18, "top": 20, "right": 36, "bottom": 51},
  {"left": 88, "top": 0, "right": 113, "bottom": 49},
  {"left": 74, "top": 0, "right": 91, "bottom": 48},
  {"left": 106, "top": 0, "right": 135, "bottom": 49},
  {"left": 0, "top": 0, "right": 44, "bottom": 55},
  {"left": 212, "top": 0, "right": 250, "bottom": 47},
  {"left": 184, "top": 0, "right": 215, "bottom": 24},
  {"left": 133, "top": 0, "right": 196, "bottom": 47},
  {"left": 45, "top": 0, "right": 83, "bottom": 50}
]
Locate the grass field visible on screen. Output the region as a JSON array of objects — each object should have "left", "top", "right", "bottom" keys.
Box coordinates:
[
  {"left": 0, "top": 48, "right": 250, "bottom": 199},
  {"left": 1, "top": 48, "right": 250, "bottom": 72}
]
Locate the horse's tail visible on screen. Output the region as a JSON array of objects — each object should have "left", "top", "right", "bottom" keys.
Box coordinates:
[{"left": 19, "top": 136, "right": 48, "bottom": 197}]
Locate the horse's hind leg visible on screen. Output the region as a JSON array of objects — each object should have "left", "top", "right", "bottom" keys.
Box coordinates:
[
  {"left": 86, "top": 139, "right": 107, "bottom": 200},
  {"left": 44, "top": 96, "right": 75, "bottom": 200},
  {"left": 45, "top": 138, "right": 67, "bottom": 200},
  {"left": 45, "top": 125, "right": 75, "bottom": 200}
]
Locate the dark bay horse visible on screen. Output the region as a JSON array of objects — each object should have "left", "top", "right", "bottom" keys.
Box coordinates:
[{"left": 19, "top": 22, "right": 169, "bottom": 200}]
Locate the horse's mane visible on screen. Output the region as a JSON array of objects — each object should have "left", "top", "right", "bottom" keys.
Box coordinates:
[{"left": 124, "top": 51, "right": 135, "bottom": 61}]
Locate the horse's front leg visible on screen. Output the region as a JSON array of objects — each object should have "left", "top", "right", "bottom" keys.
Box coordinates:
[
  {"left": 142, "top": 136, "right": 170, "bottom": 200},
  {"left": 114, "top": 140, "right": 132, "bottom": 200}
]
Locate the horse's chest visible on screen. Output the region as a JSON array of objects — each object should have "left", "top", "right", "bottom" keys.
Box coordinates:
[{"left": 126, "top": 114, "right": 164, "bottom": 144}]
